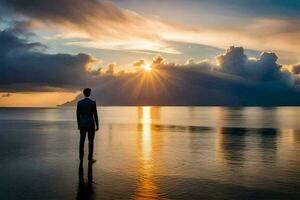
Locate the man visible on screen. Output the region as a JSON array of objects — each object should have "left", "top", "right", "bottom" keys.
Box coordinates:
[{"left": 76, "top": 88, "right": 99, "bottom": 164}]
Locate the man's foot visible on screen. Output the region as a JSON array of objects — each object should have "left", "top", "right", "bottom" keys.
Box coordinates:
[{"left": 88, "top": 159, "right": 96, "bottom": 165}]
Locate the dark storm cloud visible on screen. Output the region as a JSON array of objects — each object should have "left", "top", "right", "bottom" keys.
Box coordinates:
[
  {"left": 0, "top": 29, "right": 99, "bottom": 92},
  {"left": 63, "top": 46, "right": 300, "bottom": 106},
  {"left": 216, "top": 47, "right": 293, "bottom": 87}
]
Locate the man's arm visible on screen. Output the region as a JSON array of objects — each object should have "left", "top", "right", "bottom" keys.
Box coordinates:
[
  {"left": 76, "top": 102, "right": 80, "bottom": 129},
  {"left": 93, "top": 102, "right": 99, "bottom": 131}
]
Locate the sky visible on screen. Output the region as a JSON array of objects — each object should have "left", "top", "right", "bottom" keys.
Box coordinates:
[{"left": 1, "top": 0, "right": 300, "bottom": 106}]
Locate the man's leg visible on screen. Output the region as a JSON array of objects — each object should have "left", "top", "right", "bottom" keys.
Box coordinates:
[
  {"left": 87, "top": 130, "right": 95, "bottom": 161},
  {"left": 79, "top": 129, "right": 87, "bottom": 161}
]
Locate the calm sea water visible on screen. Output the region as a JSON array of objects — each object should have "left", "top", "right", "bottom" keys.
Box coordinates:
[{"left": 0, "top": 107, "right": 299, "bottom": 200}]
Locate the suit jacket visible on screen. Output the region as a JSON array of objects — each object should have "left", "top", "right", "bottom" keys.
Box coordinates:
[{"left": 76, "top": 98, "right": 99, "bottom": 131}]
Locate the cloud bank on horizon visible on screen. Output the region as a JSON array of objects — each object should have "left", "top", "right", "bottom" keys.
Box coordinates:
[
  {"left": 1, "top": 28, "right": 300, "bottom": 106},
  {"left": 1, "top": 0, "right": 300, "bottom": 106}
]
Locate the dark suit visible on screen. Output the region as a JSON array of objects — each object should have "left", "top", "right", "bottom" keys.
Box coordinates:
[{"left": 76, "top": 98, "right": 99, "bottom": 160}]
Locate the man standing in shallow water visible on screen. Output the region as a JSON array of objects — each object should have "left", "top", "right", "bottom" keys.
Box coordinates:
[{"left": 76, "top": 88, "right": 99, "bottom": 164}]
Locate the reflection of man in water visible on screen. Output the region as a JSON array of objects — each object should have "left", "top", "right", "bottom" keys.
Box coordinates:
[
  {"left": 76, "top": 88, "right": 99, "bottom": 164},
  {"left": 77, "top": 162, "right": 94, "bottom": 199}
]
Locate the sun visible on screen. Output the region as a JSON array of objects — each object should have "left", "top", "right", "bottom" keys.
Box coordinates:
[{"left": 142, "top": 64, "right": 152, "bottom": 72}]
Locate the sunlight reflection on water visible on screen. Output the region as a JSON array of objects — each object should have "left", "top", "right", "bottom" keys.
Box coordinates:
[
  {"left": 135, "top": 107, "right": 158, "bottom": 199},
  {"left": 0, "top": 106, "right": 300, "bottom": 199}
]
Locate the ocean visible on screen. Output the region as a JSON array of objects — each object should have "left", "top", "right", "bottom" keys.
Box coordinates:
[{"left": 0, "top": 107, "right": 299, "bottom": 199}]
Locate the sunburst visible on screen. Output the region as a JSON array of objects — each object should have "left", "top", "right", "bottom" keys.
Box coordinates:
[{"left": 142, "top": 64, "right": 152, "bottom": 72}]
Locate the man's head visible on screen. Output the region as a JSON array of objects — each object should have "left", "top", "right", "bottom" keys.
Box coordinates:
[{"left": 83, "top": 88, "right": 91, "bottom": 97}]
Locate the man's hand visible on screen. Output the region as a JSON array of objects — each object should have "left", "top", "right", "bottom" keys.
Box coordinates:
[{"left": 96, "top": 126, "right": 99, "bottom": 131}]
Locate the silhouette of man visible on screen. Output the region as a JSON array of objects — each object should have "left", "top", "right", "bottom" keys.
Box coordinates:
[{"left": 77, "top": 88, "right": 99, "bottom": 164}]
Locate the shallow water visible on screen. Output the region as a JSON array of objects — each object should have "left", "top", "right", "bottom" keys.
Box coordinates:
[{"left": 0, "top": 107, "right": 299, "bottom": 199}]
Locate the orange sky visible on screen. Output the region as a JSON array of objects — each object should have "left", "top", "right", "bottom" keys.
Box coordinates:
[{"left": 0, "top": 92, "right": 79, "bottom": 107}]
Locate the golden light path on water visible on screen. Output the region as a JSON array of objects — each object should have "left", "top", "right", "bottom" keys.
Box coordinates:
[
  {"left": 135, "top": 106, "right": 159, "bottom": 199},
  {"left": 0, "top": 107, "right": 300, "bottom": 199}
]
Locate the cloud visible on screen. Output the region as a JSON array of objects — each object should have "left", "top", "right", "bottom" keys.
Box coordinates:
[
  {"left": 63, "top": 46, "right": 300, "bottom": 106},
  {"left": 1, "top": 27, "right": 300, "bottom": 105},
  {"left": 2, "top": 0, "right": 300, "bottom": 62},
  {"left": 106, "top": 63, "right": 116, "bottom": 75},
  {"left": 0, "top": 0, "right": 187, "bottom": 54},
  {"left": 0, "top": 28, "right": 100, "bottom": 92},
  {"left": 152, "top": 55, "right": 165, "bottom": 67},
  {"left": 216, "top": 46, "right": 247, "bottom": 76},
  {"left": 133, "top": 59, "right": 146, "bottom": 68},
  {"left": 216, "top": 46, "right": 293, "bottom": 87},
  {"left": 292, "top": 63, "right": 300, "bottom": 74}
]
